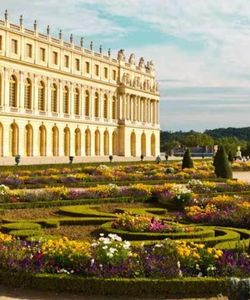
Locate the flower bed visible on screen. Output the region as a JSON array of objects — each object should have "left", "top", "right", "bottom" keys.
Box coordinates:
[
  {"left": 186, "top": 194, "right": 250, "bottom": 228},
  {"left": 0, "top": 232, "right": 248, "bottom": 279},
  {"left": 0, "top": 162, "right": 215, "bottom": 188},
  {"left": 112, "top": 213, "right": 198, "bottom": 233}
]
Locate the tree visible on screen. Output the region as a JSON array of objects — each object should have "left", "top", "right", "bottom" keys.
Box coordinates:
[
  {"left": 228, "top": 151, "right": 234, "bottom": 163},
  {"left": 182, "top": 149, "right": 193, "bottom": 169},
  {"left": 214, "top": 146, "right": 232, "bottom": 179}
]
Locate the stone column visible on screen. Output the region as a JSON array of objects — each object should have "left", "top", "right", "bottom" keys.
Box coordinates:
[
  {"left": 32, "top": 122, "right": 40, "bottom": 156},
  {"left": 47, "top": 79, "right": 52, "bottom": 116},
  {"left": 99, "top": 128, "right": 104, "bottom": 156},
  {"left": 90, "top": 128, "right": 95, "bottom": 156},
  {"left": 33, "top": 75, "right": 38, "bottom": 112},
  {"left": 3, "top": 121, "right": 10, "bottom": 156},
  {"left": 19, "top": 72, "right": 24, "bottom": 110},
  {"left": 3, "top": 68, "right": 9, "bottom": 109},
  {"left": 70, "top": 83, "right": 74, "bottom": 116},
  {"left": 59, "top": 81, "right": 63, "bottom": 116}
]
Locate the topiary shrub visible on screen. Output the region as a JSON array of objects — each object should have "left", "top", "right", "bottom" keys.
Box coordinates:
[
  {"left": 228, "top": 151, "right": 234, "bottom": 164},
  {"left": 214, "top": 146, "right": 232, "bottom": 179},
  {"left": 182, "top": 149, "right": 193, "bottom": 169}
]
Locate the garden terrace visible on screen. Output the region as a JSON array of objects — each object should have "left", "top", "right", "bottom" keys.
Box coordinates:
[{"left": 0, "top": 160, "right": 249, "bottom": 298}]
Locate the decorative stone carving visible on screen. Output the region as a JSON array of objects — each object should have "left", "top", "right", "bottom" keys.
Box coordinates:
[
  {"left": 128, "top": 53, "right": 136, "bottom": 64},
  {"left": 147, "top": 60, "right": 155, "bottom": 71},
  {"left": 139, "top": 57, "right": 145, "bottom": 68},
  {"left": 117, "top": 49, "right": 125, "bottom": 61}
]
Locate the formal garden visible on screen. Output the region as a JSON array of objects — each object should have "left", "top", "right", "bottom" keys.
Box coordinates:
[{"left": 0, "top": 149, "right": 249, "bottom": 299}]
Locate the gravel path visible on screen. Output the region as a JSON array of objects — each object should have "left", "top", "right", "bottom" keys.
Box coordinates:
[
  {"left": 233, "top": 171, "right": 250, "bottom": 182},
  {"left": 0, "top": 286, "right": 227, "bottom": 300}
]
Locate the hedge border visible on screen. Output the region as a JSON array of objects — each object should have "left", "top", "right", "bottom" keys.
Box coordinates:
[
  {"left": 0, "top": 196, "right": 147, "bottom": 210},
  {"left": 0, "top": 271, "right": 227, "bottom": 297},
  {"left": 101, "top": 222, "right": 215, "bottom": 241}
]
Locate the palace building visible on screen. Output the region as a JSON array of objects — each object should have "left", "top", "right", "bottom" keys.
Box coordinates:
[{"left": 0, "top": 11, "right": 160, "bottom": 160}]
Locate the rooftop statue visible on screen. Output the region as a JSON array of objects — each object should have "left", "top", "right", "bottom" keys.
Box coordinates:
[
  {"left": 128, "top": 53, "right": 136, "bottom": 64},
  {"left": 117, "top": 49, "right": 125, "bottom": 61},
  {"left": 139, "top": 57, "right": 145, "bottom": 68}
]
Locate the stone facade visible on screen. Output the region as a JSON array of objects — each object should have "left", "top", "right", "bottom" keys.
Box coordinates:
[{"left": 0, "top": 12, "right": 160, "bottom": 159}]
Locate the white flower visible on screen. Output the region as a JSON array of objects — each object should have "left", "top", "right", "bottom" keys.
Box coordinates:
[
  {"left": 107, "top": 252, "right": 114, "bottom": 258},
  {"left": 154, "top": 243, "right": 163, "bottom": 248},
  {"left": 102, "top": 245, "right": 108, "bottom": 250}
]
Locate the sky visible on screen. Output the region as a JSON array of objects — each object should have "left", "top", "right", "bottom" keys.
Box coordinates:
[{"left": 1, "top": 0, "right": 250, "bottom": 132}]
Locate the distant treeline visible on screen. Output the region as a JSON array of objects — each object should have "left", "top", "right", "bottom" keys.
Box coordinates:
[{"left": 160, "top": 127, "right": 250, "bottom": 156}]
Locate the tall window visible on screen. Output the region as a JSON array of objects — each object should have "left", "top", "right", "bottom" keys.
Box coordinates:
[
  {"left": 63, "top": 86, "right": 69, "bottom": 114},
  {"left": 94, "top": 92, "right": 99, "bottom": 117},
  {"left": 24, "top": 78, "right": 32, "bottom": 109},
  {"left": 104, "top": 67, "right": 108, "bottom": 79},
  {"left": 0, "top": 35, "right": 2, "bottom": 51},
  {"left": 112, "top": 70, "right": 116, "bottom": 80},
  {"left": 40, "top": 48, "right": 46, "bottom": 62},
  {"left": 112, "top": 96, "right": 116, "bottom": 119},
  {"left": 9, "top": 75, "right": 17, "bottom": 107},
  {"left": 75, "top": 58, "right": 80, "bottom": 71},
  {"left": 74, "top": 88, "right": 80, "bottom": 115},
  {"left": 103, "top": 94, "right": 108, "bottom": 119},
  {"left": 64, "top": 55, "right": 69, "bottom": 68},
  {"left": 26, "top": 43, "right": 32, "bottom": 58},
  {"left": 38, "top": 81, "right": 45, "bottom": 111},
  {"left": 11, "top": 39, "right": 18, "bottom": 54},
  {"left": 52, "top": 51, "right": 58, "bottom": 65},
  {"left": 85, "top": 90, "right": 90, "bottom": 117},
  {"left": 51, "top": 83, "right": 58, "bottom": 113},
  {"left": 95, "top": 64, "right": 99, "bottom": 76},
  {"left": 85, "top": 62, "right": 90, "bottom": 74}
]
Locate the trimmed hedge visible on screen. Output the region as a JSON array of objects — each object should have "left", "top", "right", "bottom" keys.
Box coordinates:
[
  {"left": 59, "top": 205, "right": 115, "bottom": 218},
  {"left": 0, "top": 196, "right": 147, "bottom": 210},
  {"left": 101, "top": 222, "right": 215, "bottom": 241},
  {"left": 1, "top": 222, "right": 41, "bottom": 232},
  {"left": 0, "top": 271, "right": 227, "bottom": 297},
  {"left": 9, "top": 229, "right": 42, "bottom": 238}
]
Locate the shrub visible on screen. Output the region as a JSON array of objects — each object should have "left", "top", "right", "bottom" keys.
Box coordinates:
[
  {"left": 182, "top": 149, "right": 193, "bottom": 169},
  {"left": 1, "top": 222, "right": 41, "bottom": 232},
  {"left": 214, "top": 146, "right": 232, "bottom": 179}
]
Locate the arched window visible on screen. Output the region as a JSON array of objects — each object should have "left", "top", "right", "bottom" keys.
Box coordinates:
[
  {"left": 85, "top": 129, "right": 91, "bottom": 156},
  {"left": 10, "top": 123, "right": 19, "bottom": 156},
  {"left": 95, "top": 129, "right": 100, "bottom": 155},
  {"left": 51, "top": 84, "right": 58, "bottom": 113},
  {"left": 63, "top": 86, "right": 69, "bottom": 114},
  {"left": 103, "top": 94, "right": 108, "bottom": 119},
  {"left": 75, "top": 128, "right": 81, "bottom": 156},
  {"left": 104, "top": 130, "right": 109, "bottom": 155},
  {"left": 130, "top": 132, "right": 136, "bottom": 157},
  {"left": 94, "top": 92, "right": 99, "bottom": 118},
  {"left": 25, "top": 124, "right": 33, "bottom": 156},
  {"left": 64, "top": 127, "right": 70, "bottom": 156},
  {"left": 39, "top": 125, "right": 47, "bottom": 156},
  {"left": 24, "top": 78, "right": 32, "bottom": 109},
  {"left": 112, "top": 131, "right": 118, "bottom": 155},
  {"left": 52, "top": 126, "right": 59, "bottom": 156},
  {"left": 112, "top": 96, "right": 116, "bottom": 119},
  {"left": 85, "top": 90, "right": 90, "bottom": 117},
  {"left": 141, "top": 133, "right": 146, "bottom": 156},
  {"left": 38, "top": 81, "right": 45, "bottom": 111},
  {"left": 151, "top": 133, "right": 156, "bottom": 156},
  {"left": 74, "top": 88, "right": 80, "bottom": 115},
  {"left": 9, "top": 75, "right": 17, "bottom": 107}
]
